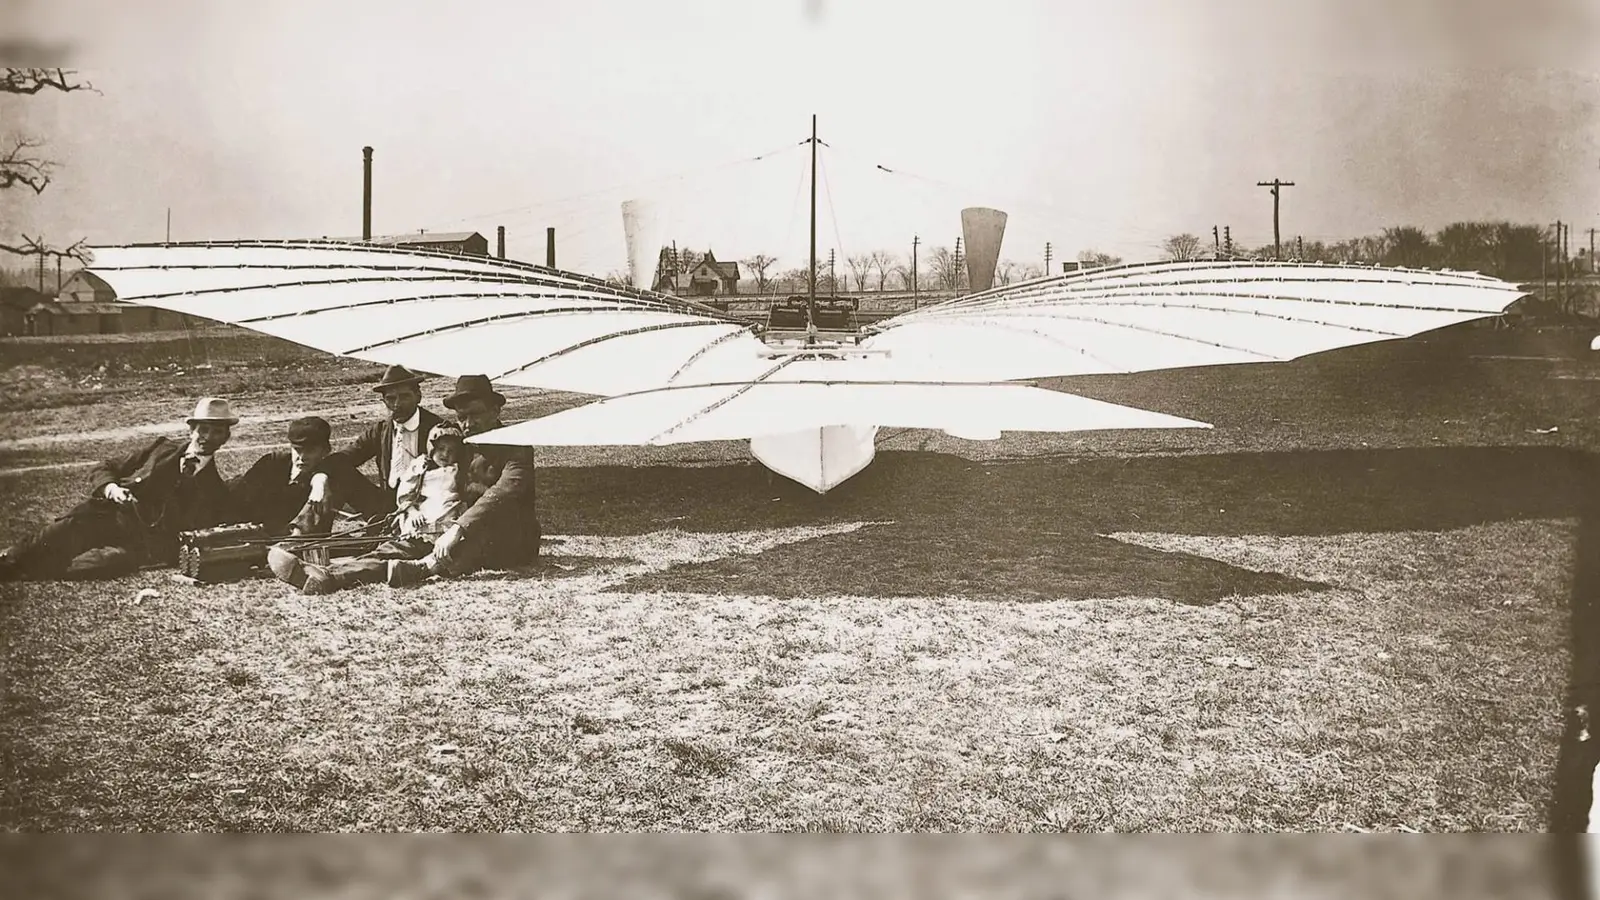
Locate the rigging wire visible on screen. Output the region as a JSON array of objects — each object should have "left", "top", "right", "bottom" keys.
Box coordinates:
[
  {"left": 779, "top": 143, "right": 809, "bottom": 268},
  {"left": 822, "top": 142, "right": 1182, "bottom": 246},
  {"left": 818, "top": 146, "right": 849, "bottom": 288}
]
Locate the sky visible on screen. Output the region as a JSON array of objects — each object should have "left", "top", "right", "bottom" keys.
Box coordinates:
[{"left": 2, "top": 0, "right": 1598, "bottom": 279}]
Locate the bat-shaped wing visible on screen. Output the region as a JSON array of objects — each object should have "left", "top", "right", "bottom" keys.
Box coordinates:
[
  {"left": 859, "top": 260, "right": 1527, "bottom": 382},
  {"left": 84, "top": 240, "right": 774, "bottom": 397}
]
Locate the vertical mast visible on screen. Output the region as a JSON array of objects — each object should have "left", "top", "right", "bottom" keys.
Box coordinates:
[{"left": 808, "top": 114, "right": 818, "bottom": 339}]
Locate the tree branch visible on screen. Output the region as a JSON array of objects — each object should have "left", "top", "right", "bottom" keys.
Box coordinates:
[
  {"left": 1, "top": 67, "right": 96, "bottom": 95},
  {"left": 0, "top": 234, "right": 89, "bottom": 262},
  {"left": 0, "top": 137, "right": 54, "bottom": 193}
]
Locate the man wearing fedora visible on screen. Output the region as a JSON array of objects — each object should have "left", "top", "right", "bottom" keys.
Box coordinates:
[
  {"left": 228, "top": 416, "right": 373, "bottom": 537},
  {"left": 330, "top": 364, "right": 444, "bottom": 518},
  {"left": 0, "top": 398, "right": 243, "bottom": 581},
  {"left": 268, "top": 375, "right": 540, "bottom": 593}
]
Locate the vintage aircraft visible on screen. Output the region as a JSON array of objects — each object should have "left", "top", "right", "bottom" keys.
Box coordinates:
[
  {"left": 80, "top": 120, "right": 1526, "bottom": 492},
  {"left": 81, "top": 239, "right": 1526, "bottom": 493}
]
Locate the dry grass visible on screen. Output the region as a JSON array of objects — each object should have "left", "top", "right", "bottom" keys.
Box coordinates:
[{"left": 0, "top": 321, "right": 1593, "bottom": 832}]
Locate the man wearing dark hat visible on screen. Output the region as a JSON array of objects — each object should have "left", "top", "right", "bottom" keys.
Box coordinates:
[
  {"left": 267, "top": 375, "right": 540, "bottom": 593},
  {"left": 0, "top": 397, "right": 243, "bottom": 581},
  {"left": 228, "top": 416, "right": 372, "bottom": 537},
  {"left": 330, "top": 364, "right": 444, "bottom": 517}
]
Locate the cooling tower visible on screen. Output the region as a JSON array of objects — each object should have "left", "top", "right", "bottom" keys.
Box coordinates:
[
  {"left": 960, "top": 207, "right": 1008, "bottom": 293},
  {"left": 621, "top": 199, "right": 663, "bottom": 290}
]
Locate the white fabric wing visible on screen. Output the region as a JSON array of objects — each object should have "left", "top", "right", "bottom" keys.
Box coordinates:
[
  {"left": 83, "top": 241, "right": 772, "bottom": 397},
  {"left": 863, "top": 261, "right": 1527, "bottom": 383},
  {"left": 475, "top": 381, "right": 1207, "bottom": 446}
]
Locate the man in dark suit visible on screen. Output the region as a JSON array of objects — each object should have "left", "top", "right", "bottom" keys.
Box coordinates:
[
  {"left": 330, "top": 364, "right": 443, "bottom": 517},
  {"left": 0, "top": 398, "right": 242, "bottom": 581},
  {"left": 228, "top": 416, "right": 372, "bottom": 537},
  {"left": 268, "top": 375, "right": 540, "bottom": 594}
]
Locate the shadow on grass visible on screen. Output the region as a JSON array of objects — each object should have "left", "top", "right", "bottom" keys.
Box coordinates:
[{"left": 537, "top": 444, "right": 1585, "bottom": 605}]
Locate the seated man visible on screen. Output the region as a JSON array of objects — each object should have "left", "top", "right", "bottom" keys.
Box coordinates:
[
  {"left": 330, "top": 364, "right": 444, "bottom": 518},
  {"left": 266, "top": 375, "right": 540, "bottom": 593},
  {"left": 227, "top": 416, "right": 372, "bottom": 537},
  {"left": 0, "top": 398, "right": 241, "bottom": 581}
]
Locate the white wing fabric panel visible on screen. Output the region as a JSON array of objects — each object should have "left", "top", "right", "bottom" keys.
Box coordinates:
[
  {"left": 474, "top": 382, "right": 1209, "bottom": 447},
  {"left": 85, "top": 241, "right": 765, "bottom": 398},
  {"left": 866, "top": 261, "right": 1526, "bottom": 383}
]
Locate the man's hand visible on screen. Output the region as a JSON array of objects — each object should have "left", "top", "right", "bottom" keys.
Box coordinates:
[
  {"left": 397, "top": 508, "right": 425, "bottom": 537},
  {"left": 307, "top": 473, "right": 330, "bottom": 513},
  {"left": 431, "top": 524, "right": 463, "bottom": 561},
  {"left": 103, "top": 484, "right": 135, "bottom": 505}
]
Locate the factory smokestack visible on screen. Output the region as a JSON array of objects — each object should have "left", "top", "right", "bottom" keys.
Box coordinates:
[
  {"left": 497, "top": 226, "right": 505, "bottom": 259},
  {"left": 547, "top": 227, "right": 555, "bottom": 268},
  {"left": 362, "top": 146, "right": 373, "bottom": 241}
]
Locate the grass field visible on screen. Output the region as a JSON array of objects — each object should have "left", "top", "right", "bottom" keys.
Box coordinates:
[{"left": 0, "top": 320, "right": 1596, "bottom": 832}]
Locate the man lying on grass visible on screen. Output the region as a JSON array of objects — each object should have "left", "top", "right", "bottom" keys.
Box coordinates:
[
  {"left": 0, "top": 407, "right": 390, "bottom": 582},
  {"left": 265, "top": 374, "right": 541, "bottom": 594},
  {"left": 0, "top": 398, "right": 241, "bottom": 581}
]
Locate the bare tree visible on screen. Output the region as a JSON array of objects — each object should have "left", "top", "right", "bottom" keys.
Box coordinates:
[
  {"left": 926, "top": 246, "right": 962, "bottom": 289},
  {"left": 869, "top": 250, "right": 897, "bottom": 290},
  {"left": 2, "top": 68, "right": 95, "bottom": 261},
  {"left": 1077, "top": 250, "right": 1122, "bottom": 268},
  {"left": 846, "top": 254, "right": 873, "bottom": 291},
  {"left": 741, "top": 253, "right": 779, "bottom": 293},
  {"left": 995, "top": 259, "right": 1019, "bottom": 286},
  {"left": 1161, "top": 233, "right": 1203, "bottom": 261},
  {"left": 1018, "top": 264, "right": 1044, "bottom": 281}
]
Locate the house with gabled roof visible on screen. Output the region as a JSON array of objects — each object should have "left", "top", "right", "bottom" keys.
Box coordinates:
[{"left": 685, "top": 249, "right": 740, "bottom": 296}]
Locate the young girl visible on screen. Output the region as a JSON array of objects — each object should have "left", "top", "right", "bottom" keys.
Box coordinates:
[{"left": 393, "top": 424, "right": 482, "bottom": 538}]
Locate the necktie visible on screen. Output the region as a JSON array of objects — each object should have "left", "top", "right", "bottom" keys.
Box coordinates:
[{"left": 182, "top": 456, "right": 200, "bottom": 477}]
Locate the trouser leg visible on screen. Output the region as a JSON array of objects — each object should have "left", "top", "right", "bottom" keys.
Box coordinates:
[
  {"left": 324, "top": 536, "right": 433, "bottom": 588},
  {"left": 0, "top": 500, "right": 141, "bottom": 581}
]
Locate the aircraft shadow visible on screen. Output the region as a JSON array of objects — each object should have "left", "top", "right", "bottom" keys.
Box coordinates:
[
  {"left": 539, "top": 444, "right": 1600, "bottom": 833},
  {"left": 532, "top": 444, "right": 1586, "bottom": 606}
]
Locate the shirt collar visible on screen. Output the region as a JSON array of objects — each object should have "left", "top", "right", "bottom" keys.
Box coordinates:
[{"left": 395, "top": 410, "right": 421, "bottom": 433}]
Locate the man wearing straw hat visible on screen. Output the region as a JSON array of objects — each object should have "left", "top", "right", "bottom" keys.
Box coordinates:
[
  {"left": 328, "top": 363, "right": 445, "bottom": 518},
  {"left": 0, "top": 397, "right": 242, "bottom": 581}
]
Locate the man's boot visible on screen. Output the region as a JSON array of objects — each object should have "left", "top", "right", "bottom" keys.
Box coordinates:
[
  {"left": 267, "top": 546, "right": 336, "bottom": 595},
  {"left": 385, "top": 553, "right": 437, "bottom": 588}
]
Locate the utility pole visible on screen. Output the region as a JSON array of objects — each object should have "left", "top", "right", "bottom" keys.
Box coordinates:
[
  {"left": 808, "top": 113, "right": 818, "bottom": 336},
  {"left": 828, "top": 248, "right": 836, "bottom": 298},
  {"left": 1044, "top": 241, "right": 1052, "bottom": 275},
  {"left": 1213, "top": 226, "right": 1220, "bottom": 257},
  {"left": 1256, "top": 179, "right": 1295, "bottom": 259},
  {"left": 912, "top": 235, "right": 919, "bottom": 309},
  {"left": 1296, "top": 235, "right": 1304, "bottom": 259},
  {"left": 1553, "top": 220, "right": 1565, "bottom": 311},
  {"left": 954, "top": 236, "right": 964, "bottom": 293},
  {"left": 1223, "top": 226, "right": 1232, "bottom": 256},
  {"left": 1589, "top": 227, "right": 1596, "bottom": 274},
  {"left": 36, "top": 247, "right": 44, "bottom": 292},
  {"left": 166, "top": 208, "right": 171, "bottom": 244}
]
